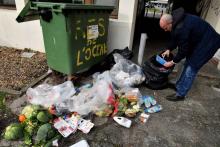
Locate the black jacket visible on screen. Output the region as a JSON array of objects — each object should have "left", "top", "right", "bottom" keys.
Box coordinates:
[{"left": 168, "top": 8, "right": 220, "bottom": 69}]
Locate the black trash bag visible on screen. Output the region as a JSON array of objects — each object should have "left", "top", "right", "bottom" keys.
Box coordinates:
[
  {"left": 111, "top": 47, "right": 133, "bottom": 60},
  {"left": 144, "top": 68, "right": 168, "bottom": 90},
  {"left": 84, "top": 47, "right": 133, "bottom": 74},
  {"left": 142, "top": 52, "right": 175, "bottom": 90},
  {"left": 106, "top": 47, "right": 133, "bottom": 67},
  {"left": 146, "top": 80, "right": 169, "bottom": 90},
  {"left": 143, "top": 69, "right": 167, "bottom": 82},
  {"left": 146, "top": 53, "right": 174, "bottom": 75},
  {"left": 96, "top": 47, "right": 133, "bottom": 70}
]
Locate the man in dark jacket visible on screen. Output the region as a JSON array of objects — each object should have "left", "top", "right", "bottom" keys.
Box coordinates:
[{"left": 159, "top": 7, "right": 220, "bottom": 101}]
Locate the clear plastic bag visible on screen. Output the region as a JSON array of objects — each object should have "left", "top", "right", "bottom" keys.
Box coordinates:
[
  {"left": 26, "top": 81, "right": 76, "bottom": 108},
  {"left": 55, "top": 80, "right": 115, "bottom": 115},
  {"left": 92, "top": 71, "right": 113, "bottom": 85},
  {"left": 118, "top": 87, "right": 142, "bottom": 105},
  {"left": 110, "top": 54, "right": 145, "bottom": 88}
]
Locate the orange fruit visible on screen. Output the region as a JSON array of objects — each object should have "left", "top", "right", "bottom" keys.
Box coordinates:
[{"left": 19, "top": 114, "right": 26, "bottom": 122}]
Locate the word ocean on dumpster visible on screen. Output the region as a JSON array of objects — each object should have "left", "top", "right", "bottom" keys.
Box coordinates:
[{"left": 74, "top": 18, "right": 107, "bottom": 66}]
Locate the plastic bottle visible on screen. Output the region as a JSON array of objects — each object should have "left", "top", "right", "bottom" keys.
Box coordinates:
[
  {"left": 142, "top": 96, "right": 151, "bottom": 108},
  {"left": 113, "top": 116, "right": 132, "bottom": 128},
  {"left": 148, "top": 96, "right": 157, "bottom": 106},
  {"left": 142, "top": 96, "right": 157, "bottom": 108}
]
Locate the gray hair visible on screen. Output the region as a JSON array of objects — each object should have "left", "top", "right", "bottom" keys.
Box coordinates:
[{"left": 161, "top": 14, "right": 173, "bottom": 23}]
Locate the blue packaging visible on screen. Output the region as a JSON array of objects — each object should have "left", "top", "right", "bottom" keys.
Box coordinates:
[
  {"left": 144, "top": 104, "right": 162, "bottom": 113},
  {"left": 156, "top": 55, "right": 167, "bottom": 65}
]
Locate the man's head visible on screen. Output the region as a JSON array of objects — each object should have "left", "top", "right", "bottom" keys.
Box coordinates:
[{"left": 160, "top": 14, "right": 173, "bottom": 32}]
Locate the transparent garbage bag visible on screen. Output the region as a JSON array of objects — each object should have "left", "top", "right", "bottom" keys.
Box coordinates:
[
  {"left": 55, "top": 80, "right": 115, "bottom": 115},
  {"left": 92, "top": 71, "right": 113, "bottom": 85},
  {"left": 26, "top": 81, "right": 76, "bottom": 108},
  {"left": 110, "top": 53, "right": 145, "bottom": 88},
  {"left": 116, "top": 87, "right": 142, "bottom": 106}
]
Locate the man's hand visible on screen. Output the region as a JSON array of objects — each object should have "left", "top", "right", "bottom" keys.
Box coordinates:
[
  {"left": 164, "top": 60, "right": 175, "bottom": 68},
  {"left": 162, "top": 50, "right": 170, "bottom": 58}
]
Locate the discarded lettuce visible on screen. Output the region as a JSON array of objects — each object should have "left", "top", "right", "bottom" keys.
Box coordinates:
[{"left": 4, "top": 123, "right": 24, "bottom": 140}]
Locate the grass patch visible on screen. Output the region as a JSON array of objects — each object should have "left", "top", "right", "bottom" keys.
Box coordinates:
[{"left": 0, "top": 92, "right": 6, "bottom": 110}]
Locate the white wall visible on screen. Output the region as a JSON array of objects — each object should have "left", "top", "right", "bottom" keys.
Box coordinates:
[
  {"left": 205, "top": 0, "right": 220, "bottom": 60},
  {"left": 0, "top": 0, "right": 138, "bottom": 53},
  {"left": 0, "top": 0, "right": 45, "bottom": 52},
  {"left": 107, "top": 0, "right": 138, "bottom": 51}
]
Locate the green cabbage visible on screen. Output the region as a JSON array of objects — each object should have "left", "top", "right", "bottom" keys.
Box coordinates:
[
  {"left": 36, "top": 123, "right": 55, "bottom": 143},
  {"left": 37, "top": 111, "right": 52, "bottom": 123},
  {"left": 4, "top": 123, "right": 24, "bottom": 140}
]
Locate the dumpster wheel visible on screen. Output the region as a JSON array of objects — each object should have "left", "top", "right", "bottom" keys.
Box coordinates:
[
  {"left": 66, "top": 75, "right": 79, "bottom": 81},
  {"left": 49, "top": 69, "right": 80, "bottom": 84}
]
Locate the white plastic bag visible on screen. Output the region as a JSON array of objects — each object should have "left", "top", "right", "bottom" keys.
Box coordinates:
[
  {"left": 26, "top": 81, "right": 76, "bottom": 108},
  {"left": 92, "top": 71, "right": 113, "bottom": 85},
  {"left": 110, "top": 53, "right": 145, "bottom": 88},
  {"left": 55, "top": 80, "right": 115, "bottom": 115}
]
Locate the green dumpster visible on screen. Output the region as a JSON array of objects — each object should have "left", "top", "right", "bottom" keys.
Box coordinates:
[{"left": 17, "top": 1, "right": 114, "bottom": 74}]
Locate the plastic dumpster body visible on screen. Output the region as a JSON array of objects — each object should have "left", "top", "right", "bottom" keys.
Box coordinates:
[{"left": 17, "top": 1, "right": 113, "bottom": 74}]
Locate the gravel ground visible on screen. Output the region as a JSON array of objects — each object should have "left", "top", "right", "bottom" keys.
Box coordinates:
[{"left": 0, "top": 46, "right": 48, "bottom": 91}]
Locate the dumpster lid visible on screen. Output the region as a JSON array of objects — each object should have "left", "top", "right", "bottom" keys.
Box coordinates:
[
  {"left": 30, "top": 2, "right": 115, "bottom": 11},
  {"left": 16, "top": 1, "right": 114, "bottom": 23},
  {"left": 16, "top": 1, "right": 39, "bottom": 23}
]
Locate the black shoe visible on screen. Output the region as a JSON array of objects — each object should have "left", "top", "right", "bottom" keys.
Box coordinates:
[
  {"left": 166, "top": 94, "right": 185, "bottom": 101},
  {"left": 167, "top": 83, "right": 177, "bottom": 91}
]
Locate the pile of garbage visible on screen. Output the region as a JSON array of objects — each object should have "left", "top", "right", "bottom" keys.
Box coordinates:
[{"left": 3, "top": 51, "right": 167, "bottom": 146}]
